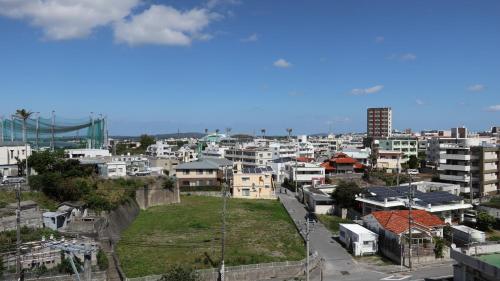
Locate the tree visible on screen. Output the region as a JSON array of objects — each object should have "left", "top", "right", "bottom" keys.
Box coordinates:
[
  {"left": 477, "top": 211, "right": 496, "bottom": 231},
  {"left": 14, "top": 109, "right": 33, "bottom": 143},
  {"left": 433, "top": 237, "right": 445, "bottom": 259},
  {"left": 160, "top": 266, "right": 198, "bottom": 281},
  {"left": 331, "top": 181, "right": 362, "bottom": 209},
  {"left": 96, "top": 249, "right": 109, "bottom": 270},
  {"left": 139, "top": 134, "right": 155, "bottom": 149},
  {"left": 163, "top": 177, "right": 175, "bottom": 190},
  {"left": 408, "top": 155, "right": 419, "bottom": 169}
]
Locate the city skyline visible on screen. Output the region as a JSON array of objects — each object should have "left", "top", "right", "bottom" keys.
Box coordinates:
[{"left": 0, "top": 0, "right": 499, "bottom": 135}]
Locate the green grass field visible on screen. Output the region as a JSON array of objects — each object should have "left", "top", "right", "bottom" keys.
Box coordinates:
[
  {"left": 0, "top": 191, "right": 58, "bottom": 210},
  {"left": 116, "top": 195, "right": 305, "bottom": 278}
]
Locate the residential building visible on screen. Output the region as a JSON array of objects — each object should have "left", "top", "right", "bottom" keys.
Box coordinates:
[
  {"left": 112, "top": 155, "right": 150, "bottom": 176},
  {"left": 176, "top": 145, "right": 198, "bottom": 163},
  {"left": 363, "top": 210, "right": 445, "bottom": 265},
  {"left": 98, "top": 161, "right": 127, "bottom": 178},
  {"left": 375, "top": 150, "right": 405, "bottom": 173},
  {"left": 146, "top": 141, "right": 176, "bottom": 158},
  {"left": 356, "top": 185, "right": 472, "bottom": 223},
  {"left": 376, "top": 138, "right": 418, "bottom": 159},
  {"left": 341, "top": 147, "right": 371, "bottom": 165},
  {"left": 149, "top": 157, "right": 179, "bottom": 177},
  {"left": 301, "top": 185, "right": 334, "bottom": 214},
  {"left": 0, "top": 141, "right": 31, "bottom": 177},
  {"left": 175, "top": 158, "right": 232, "bottom": 189},
  {"left": 321, "top": 153, "right": 365, "bottom": 174},
  {"left": 201, "top": 143, "right": 227, "bottom": 158},
  {"left": 367, "top": 107, "right": 392, "bottom": 137},
  {"left": 232, "top": 164, "right": 275, "bottom": 199},
  {"left": 290, "top": 162, "right": 325, "bottom": 186},
  {"left": 339, "top": 224, "right": 378, "bottom": 256},
  {"left": 296, "top": 135, "right": 315, "bottom": 159},
  {"left": 269, "top": 141, "right": 296, "bottom": 160},
  {"left": 65, "top": 148, "right": 110, "bottom": 159},
  {"left": 470, "top": 145, "right": 500, "bottom": 196},
  {"left": 451, "top": 244, "right": 500, "bottom": 281},
  {"left": 225, "top": 146, "right": 273, "bottom": 168}
]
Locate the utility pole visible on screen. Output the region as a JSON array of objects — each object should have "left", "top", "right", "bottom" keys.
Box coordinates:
[
  {"left": 219, "top": 178, "right": 228, "bottom": 281},
  {"left": 90, "top": 112, "right": 94, "bottom": 149},
  {"left": 51, "top": 110, "right": 55, "bottom": 151},
  {"left": 0, "top": 116, "right": 3, "bottom": 142},
  {"left": 35, "top": 113, "right": 40, "bottom": 150},
  {"left": 11, "top": 115, "right": 14, "bottom": 142},
  {"left": 305, "top": 219, "right": 311, "bottom": 281},
  {"left": 396, "top": 154, "right": 401, "bottom": 186},
  {"left": 16, "top": 183, "right": 21, "bottom": 278},
  {"left": 407, "top": 172, "right": 413, "bottom": 271}
]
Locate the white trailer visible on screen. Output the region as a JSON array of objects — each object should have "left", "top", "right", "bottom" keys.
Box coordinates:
[
  {"left": 339, "top": 223, "right": 378, "bottom": 256},
  {"left": 451, "top": 225, "right": 485, "bottom": 245}
]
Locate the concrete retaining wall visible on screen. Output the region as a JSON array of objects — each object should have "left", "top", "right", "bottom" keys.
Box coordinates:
[
  {"left": 135, "top": 181, "right": 180, "bottom": 210},
  {"left": 125, "top": 254, "right": 321, "bottom": 281},
  {"left": 0, "top": 209, "right": 43, "bottom": 231}
]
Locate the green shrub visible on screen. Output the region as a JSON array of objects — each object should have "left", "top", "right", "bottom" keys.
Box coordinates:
[{"left": 97, "top": 249, "right": 109, "bottom": 270}]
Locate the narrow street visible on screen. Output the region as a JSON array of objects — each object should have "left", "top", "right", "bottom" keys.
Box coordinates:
[{"left": 277, "top": 188, "right": 453, "bottom": 281}]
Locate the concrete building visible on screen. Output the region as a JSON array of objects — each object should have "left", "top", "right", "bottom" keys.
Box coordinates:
[
  {"left": 112, "top": 155, "right": 151, "bottom": 176},
  {"left": 149, "top": 157, "right": 179, "bottom": 177},
  {"left": 375, "top": 150, "right": 405, "bottom": 173},
  {"left": 146, "top": 141, "right": 176, "bottom": 158},
  {"left": 339, "top": 224, "right": 378, "bottom": 256},
  {"left": 451, "top": 244, "right": 500, "bottom": 281},
  {"left": 269, "top": 141, "right": 296, "bottom": 160},
  {"left": 341, "top": 147, "right": 371, "bottom": 165},
  {"left": 175, "top": 158, "right": 232, "bottom": 189},
  {"left": 225, "top": 146, "right": 273, "bottom": 168},
  {"left": 356, "top": 184, "right": 472, "bottom": 223},
  {"left": 296, "top": 135, "right": 315, "bottom": 159},
  {"left": 290, "top": 162, "right": 325, "bottom": 186},
  {"left": 232, "top": 165, "right": 275, "bottom": 199},
  {"left": 0, "top": 141, "right": 31, "bottom": 177},
  {"left": 65, "top": 148, "right": 110, "bottom": 159},
  {"left": 98, "top": 161, "right": 127, "bottom": 178},
  {"left": 376, "top": 138, "right": 418, "bottom": 158},
  {"left": 471, "top": 145, "right": 500, "bottom": 196},
  {"left": 367, "top": 107, "right": 392, "bottom": 137}
]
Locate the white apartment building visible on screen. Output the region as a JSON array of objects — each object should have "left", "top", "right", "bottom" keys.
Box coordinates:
[
  {"left": 0, "top": 142, "right": 32, "bottom": 177},
  {"left": 65, "top": 148, "right": 110, "bottom": 159},
  {"left": 289, "top": 162, "right": 325, "bottom": 186},
  {"left": 176, "top": 146, "right": 198, "bottom": 163},
  {"left": 376, "top": 138, "right": 418, "bottom": 158},
  {"left": 296, "top": 135, "right": 314, "bottom": 159},
  {"left": 201, "top": 143, "right": 227, "bottom": 158},
  {"left": 98, "top": 161, "right": 127, "bottom": 178},
  {"left": 269, "top": 141, "right": 296, "bottom": 160},
  {"left": 225, "top": 145, "right": 273, "bottom": 168},
  {"left": 146, "top": 141, "right": 176, "bottom": 158},
  {"left": 342, "top": 147, "right": 371, "bottom": 165}
]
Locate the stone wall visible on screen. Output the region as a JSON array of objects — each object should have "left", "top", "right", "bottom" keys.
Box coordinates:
[{"left": 125, "top": 254, "right": 321, "bottom": 281}]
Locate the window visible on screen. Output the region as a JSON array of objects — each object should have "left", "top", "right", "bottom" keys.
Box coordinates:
[
  {"left": 208, "top": 170, "right": 213, "bottom": 174},
  {"left": 242, "top": 189, "right": 250, "bottom": 196},
  {"left": 242, "top": 177, "right": 250, "bottom": 181},
  {"left": 340, "top": 231, "right": 345, "bottom": 238},
  {"left": 363, "top": 241, "right": 371, "bottom": 245},
  {"left": 183, "top": 170, "right": 190, "bottom": 175},
  {"left": 197, "top": 170, "right": 203, "bottom": 175}
]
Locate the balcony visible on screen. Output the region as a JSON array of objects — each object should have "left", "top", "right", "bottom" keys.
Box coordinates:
[
  {"left": 438, "top": 164, "right": 471, "bottom": 172},
  {"left": 440, "top": 174, "right": 470, "bottom": 182},
  {"left": 441, "top": 154, "right": 471, "bottom": 161}
]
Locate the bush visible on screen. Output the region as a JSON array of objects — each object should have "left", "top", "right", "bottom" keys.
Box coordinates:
[
  {"left": 160, "top": 266, "right": 198, "bottom": 281},
  {"left": 434, "top": 237, "right": 445, "bottom": 258},
  {"left": 477, "top": 212, "right": 496, "bottom": 231},
  {"left": 97, "top": 249, "right": 109, "bottom": 270},
  {"left": 331, "top": 181, "right": 361, "bottom": 208}
]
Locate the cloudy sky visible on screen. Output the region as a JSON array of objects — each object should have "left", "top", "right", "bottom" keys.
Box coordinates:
[{"left": 0, "top": 0, "right": 498, "bottom": 135}]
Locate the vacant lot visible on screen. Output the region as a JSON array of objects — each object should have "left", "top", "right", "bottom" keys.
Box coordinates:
[
  {"left": 317, "top": 214, "right": 352, "bottom": 234},
  {"left": 117, "top": 195, "right": 305, "bottom": 278}
]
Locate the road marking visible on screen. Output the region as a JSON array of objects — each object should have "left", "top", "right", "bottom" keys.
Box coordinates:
[{"left": 381, "top": 275, "right": 412, "bottom": 280}]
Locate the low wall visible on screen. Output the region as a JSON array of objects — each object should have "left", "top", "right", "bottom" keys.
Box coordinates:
[
  {"left": 126, "top": 254, "right": 321, "bottom": 281},
  {"left": 0, "top": 209, "right": 43, "bottom": 231},
  {"left": 3, "top": 271, "right": 107, "bottom": 281},
  {"left": 460, "top": 242, "right": 500, "bottom": 255},
  {"left": 180, "top": 191, "right": 222, "bottom": 197}
]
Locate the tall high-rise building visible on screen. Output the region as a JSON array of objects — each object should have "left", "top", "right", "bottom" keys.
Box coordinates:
[{"left": 367, "top": 107, "right": 392, "bottom": 137}]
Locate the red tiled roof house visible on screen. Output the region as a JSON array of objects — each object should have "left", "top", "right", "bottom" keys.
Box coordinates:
[{"left": 362, "top": 210, "right": 446, "bottom": 266}]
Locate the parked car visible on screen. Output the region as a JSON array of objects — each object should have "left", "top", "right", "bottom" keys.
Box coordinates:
[
  {"left": 2, "top": 176, "right": 26, "bottom": 184},
  {"left": 407, "top": 169, "right": 419, "bottom": 175}
]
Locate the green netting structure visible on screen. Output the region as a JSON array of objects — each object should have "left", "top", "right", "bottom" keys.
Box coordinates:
[{"left": 0, "top": 114, "right": 106, "bottom": 149}]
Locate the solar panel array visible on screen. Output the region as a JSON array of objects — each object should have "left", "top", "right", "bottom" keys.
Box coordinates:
[{"left": 366, "top": 185, "right": 462, "bottom": 206}]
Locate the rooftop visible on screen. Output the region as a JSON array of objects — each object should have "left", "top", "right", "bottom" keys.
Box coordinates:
[
  {"left": 340, "top": 223, "right": 377, "bottom": 235},
  {"left": 478, "top": 253, "right": 500, "bottom": 268},
  {"left": 370, "top": 210, "right": 445, "bottom": 234}
]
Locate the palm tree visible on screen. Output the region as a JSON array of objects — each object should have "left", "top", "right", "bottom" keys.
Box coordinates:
[
  {"left": 225, "top": 127, "right": 232, "bottom": 137},
  {"left": 215, "top": 129, "right": 220, "bottom": 134},
  {"left": 261, "top": 129, "right": 266, "bottom": 139},
  {"left": 286, "top": 128, "right": 293, "bottom": 140},
  {"left": 14, "top": 109, "right": 33, "bottom": 185},
  {"left": 204, "top": 128, "right": 208, "bottom": 135}
]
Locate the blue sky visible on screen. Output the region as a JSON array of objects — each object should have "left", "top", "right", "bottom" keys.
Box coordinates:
[{"left": 0, "top": 0, "right": 499, "bottom": 135}]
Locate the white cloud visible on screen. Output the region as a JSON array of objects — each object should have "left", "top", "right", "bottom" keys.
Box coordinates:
[
  {"left": 273, "top": 58, "right": 292, "bottom": 68},
  {"left": 416, "top": 99, "right": 425, "bottom": 105},
  {"left": 241, "top": 33, "right": 258, "bottom": 42},
  {"left": 400, "top": 53, "right": 417, "bottom": 61},
  {"left": 0, "top": 0, "right": 140, "bottom": 40},
  {"left": 375, "top": 36, "right": 384, "bottom": 43},
  {"left": 288, "top": 91, "right": 304, "bottom": 97},
  {"left": 486, "top": 105, "right": 500, "bottom": 112},
  {"left": 114, "top": 5, "right": 219, "bottom": 46},
  {"left": 350, "top": 85, "right": 384, "bottom": 95},
  {"left": 467, "top": 84, "right": 486, "bottom": 92},
  {"left": 387, "top": 53, "right": 417, "bottom": 62},
  {"left": 206, "top": 0, "right": 241, "bottom": 9}
]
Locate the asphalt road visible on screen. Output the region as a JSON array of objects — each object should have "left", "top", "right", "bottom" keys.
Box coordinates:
[{"left": 277, "top": 188, "right": 453, "bottom": 281}]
